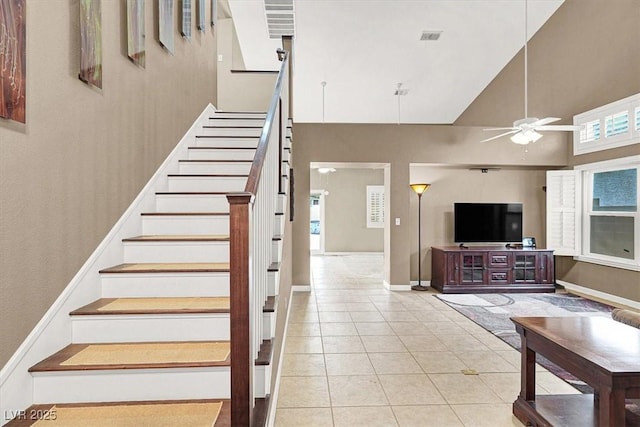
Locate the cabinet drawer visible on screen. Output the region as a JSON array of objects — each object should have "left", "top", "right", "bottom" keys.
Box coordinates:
[
  {"left": 489, "top": 252, "right": 510, "bottom": 268},
  {"left": 488, "top": 269, "right": 511, "bottom": 284}
]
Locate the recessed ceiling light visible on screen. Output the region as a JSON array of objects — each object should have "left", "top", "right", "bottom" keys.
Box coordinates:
[{"left": 420, "top": 31, "right": 442, "bottom": 41}]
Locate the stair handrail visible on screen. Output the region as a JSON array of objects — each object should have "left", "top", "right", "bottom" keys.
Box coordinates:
[{"left": 227, "top": 48, "right": 289, "bottom": 427}]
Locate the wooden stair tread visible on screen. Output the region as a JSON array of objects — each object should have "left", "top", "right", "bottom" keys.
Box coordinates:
[
  {"left": 29, "top": 341, "right": 231, "bottom": 372},
  {"left": 188, "top": 146, "right": 257, "bottom": 150},
  {"left": 3, "top": 400, "right": 230, "bottom": 427},
  {"left": 141, "top": 212, "right": 229, "bottom": 216},
  {"left": 71, "top": 297, "right": 231, "bottom": 315},
  {"left": 99, "top": 263, "right": 230, "bottom": 274},
  {"left": 123, "top": 235, "right": 229, "bottom": 242},
  {"left": 156, "top": 191, "right": 230, "bottom": 195},
  {"left": 178, "top": 159, "right": 253, "bottom": 163},
  {"left": 167, "top": 174, "right": 249, "bottom": 177}
]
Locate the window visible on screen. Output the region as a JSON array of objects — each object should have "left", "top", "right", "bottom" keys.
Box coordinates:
[
  {"left": 366, "top": 185, "right": 384, "bottom": 228},
  {"left": 547, "top": 155, "right": 640, "bottom": 271},
  {"left": 573, "top": 93, "right": 639, "bottom": 155},
  {"left": 579, "top": 119, "right": 600, "bottom": 143},
  {"left": 604, "top": 111, "right": 629, "bottom": 138}
]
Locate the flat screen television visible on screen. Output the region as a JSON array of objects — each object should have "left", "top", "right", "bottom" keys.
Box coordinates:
[{"left": 454, "top": 202, "right": 523, "bottom": 243}]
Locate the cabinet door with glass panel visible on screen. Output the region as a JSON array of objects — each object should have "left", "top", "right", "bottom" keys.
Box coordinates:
[{"left": 458, "top": 252, "right": 487, "bottom": 285}]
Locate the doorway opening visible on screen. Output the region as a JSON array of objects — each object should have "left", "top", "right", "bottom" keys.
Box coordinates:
[{"left": 310, "top": 190, "right": 326, "bottom": 254}]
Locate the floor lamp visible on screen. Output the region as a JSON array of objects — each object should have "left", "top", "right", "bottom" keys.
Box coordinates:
[{"left": 410, "top": 183, "right": 431, "bottom": 291}]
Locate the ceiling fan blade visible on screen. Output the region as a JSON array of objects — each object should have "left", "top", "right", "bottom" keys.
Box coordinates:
[
  {"left": 483, "top": 127, "right": 518, "bottom": 131},
  {"left": 480, "top": 130, "right": 519, "bottom": 142},
  {"left": 531, "top": 117, "right": 560, "bottom": 126},
  {"left": 535, "top": 125, "right": 584, "bottom": 131}
]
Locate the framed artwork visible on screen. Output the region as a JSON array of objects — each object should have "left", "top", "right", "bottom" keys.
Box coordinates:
[
  {"left": 0, "top": 0, "right": 26, "bottom": 123},
  {"left": 181, "top": 0, "right": 191, "bottom": 39},
  {"left": 126, "top": 0, "right": 145, "bottom": 67},
  {"left": 79, "top": 0, "right": 102, "bottom": 89},
  {"left": 211, "top": 0, "right": 216, "bottom": 27},
  {"left": 197, "top": 0, "right": 205, "bottom": 32},
  {"left": 159, "top": 0, "right": 174, "bottom": 53}
]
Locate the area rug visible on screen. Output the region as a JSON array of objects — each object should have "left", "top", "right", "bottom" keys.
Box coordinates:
[{"left": 435, "top": 292, "right": 614, "bottom": 393}]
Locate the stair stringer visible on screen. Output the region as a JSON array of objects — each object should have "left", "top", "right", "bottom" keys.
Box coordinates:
[{"left": 0, "top": 104, "right": 218, "bottom": 425}]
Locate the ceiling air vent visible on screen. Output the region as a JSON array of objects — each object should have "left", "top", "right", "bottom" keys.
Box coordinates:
[
  {"left": 264, "top": 0, "right": 295, "bottom": 39},
  {"left": 420, "top": 31, "right": 442, "bottom": 41}
]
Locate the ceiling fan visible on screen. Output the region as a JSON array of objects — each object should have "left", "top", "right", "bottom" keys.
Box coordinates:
[{"left": 482, "top": 0, "right": 582, "bottom": 145}]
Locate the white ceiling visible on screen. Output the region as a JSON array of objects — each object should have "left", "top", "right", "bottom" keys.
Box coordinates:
[{"left": 227, "top": 0, "right": 565, "bottom": 124}]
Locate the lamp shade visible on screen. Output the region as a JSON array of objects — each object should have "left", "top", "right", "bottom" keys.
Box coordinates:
[
  {"left": 410, "top": 183, "right": 431, "bottom": 195},
  {"left": 510, "top": 129, "right": 542, "bottom": 145}
]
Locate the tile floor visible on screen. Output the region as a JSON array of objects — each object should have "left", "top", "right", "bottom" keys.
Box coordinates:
[{"left": 274, "top": 254, "right": 580, "bottom": 427}]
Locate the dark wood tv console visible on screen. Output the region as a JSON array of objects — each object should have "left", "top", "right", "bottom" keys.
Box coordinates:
[{"left": 430, "top": 246, "right": 555, "bottom": 293}]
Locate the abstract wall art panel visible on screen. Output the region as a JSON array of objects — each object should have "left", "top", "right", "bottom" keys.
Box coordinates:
[
  {"left": 126, "top": 0, "right": 145, "bottom": 67},
  {"left": 181, "top": 0, "right": 192, "bottom": 39},
  {"left": 197, "top": 0, "right": 205, "bottom": 32},
  {"left": 159, "top": 0, "right": 174, "bottom": 53},
  {"left": 79, "top": 0, "right": 102, "bottom": 89},
  {"left": 0, "top": 0, "right": 26, "bottom": 123}
]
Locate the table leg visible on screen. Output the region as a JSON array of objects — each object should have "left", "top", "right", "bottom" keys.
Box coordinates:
[
  {"left": 519, "top": 334, "right": 536, "bottom": 401},
  {"left": 598, "top": 387, "right": 625, "bottom": 427}
]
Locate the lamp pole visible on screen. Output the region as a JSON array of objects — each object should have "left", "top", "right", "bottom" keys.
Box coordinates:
[{"left": 410, "top": 184, "right": 431, "bottom": 291}]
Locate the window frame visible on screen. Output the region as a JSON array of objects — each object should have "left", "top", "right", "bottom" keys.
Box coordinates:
[
  {"left": 366, "top": 185, "right": 385, "bottom": 229},
  {"left": 576, "top": 156, "right": 640, "bottom": 271},
  {"left": 547, "top": 155, "right": 640, "bottom": 271},
  {"left": 573, "top": 93, "right": 640, "bottom": 155}
]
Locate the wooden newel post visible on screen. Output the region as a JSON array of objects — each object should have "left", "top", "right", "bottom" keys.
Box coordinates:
[{"left": 227, "top": 192, "right": 254, "bottom": 427}]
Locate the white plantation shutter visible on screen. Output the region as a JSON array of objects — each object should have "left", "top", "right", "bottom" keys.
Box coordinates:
[
  {"left": 367, "top": 185, "right": 385, "bottom": 228},
  {"left": 546, "top": 170, "right": 580, "bottom": 256}
]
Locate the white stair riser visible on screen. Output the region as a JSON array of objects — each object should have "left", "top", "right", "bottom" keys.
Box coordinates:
[
  {"left": 72, "top": 314, "right": 230, "bottom": 343},
  {"left": 123, "top": 241, "right": 229, "bottom": 263},
  {"left": 32, "top": 368, "right": 230, "bottom": 403},
  {"left": 207, "top": 119, "right": 264, "bottom": 127},
  {"left": 274, "top": 215, "right": 285, "bottom": 235},
  {"left": 200, "top": 127, "right": 262, "bottom": 137},
  {"left": 277, "top": 194, "right": 288, "bottom": 214},
  {"left": 142, "top": 216, "right": 229, "bottom": 235},
  {"left": 101, "top": 272, "right": 230, "bottom": 298},
  {"left": 272, "top": 240, "right": 283, "bottom": 264},
  {"left": 179, "top": 162, "right": 252, "bottom": 175},
  {"left": 263, "top": 311, "right": 276, "bottom": 340},
  {"left": 254, "top": 365, "right": 270, "bottom": 399},
  {"left": 156, "top": 194, "right": 229, "bottom": 212},
  {"left": 212, "top": 113, "right": 266, "bottom": 120},
  {"left": 286, "top": 128, "right": 292, "bottom": 138},
  {"left": 188, "top": 149, "right": 255, "bottom": 161},
  {"left": 268, "top": 270, "right": 280, "bottom": 297},
  {"left": 167, "top": 176, "right": 246, "bottom": 192},
  {"left": 193, "top": 137, "right": 258, "bottom": 148},
  {"left": 283, "top": 149, "right": 291, "bottom": 163}
]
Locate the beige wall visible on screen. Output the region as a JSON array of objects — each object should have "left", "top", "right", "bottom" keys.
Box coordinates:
[
  {"left": 455, "top": 0, "right": 640, "bottom": 302},
  {"left": 409, "top": 167, "right": 547, "bottom": 281},
  {"left": 292, "top": 124, "right": 567, "bottom": 288},
  {"left": 216, "top": 18, "right": 277, "bottom": 112},
  {"left": 310, "top": 168, "right": 384, "bottom": 253},
  {"left": 0, "top": 1, "right": 217, "bottom": 366}
]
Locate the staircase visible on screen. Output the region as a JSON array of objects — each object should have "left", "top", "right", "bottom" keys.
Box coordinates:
[{"left": 2, "top": 50, "right": 292, "bottom": 426}]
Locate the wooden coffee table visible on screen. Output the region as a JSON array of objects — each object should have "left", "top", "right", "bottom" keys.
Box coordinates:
[{"left": 511, "top": 316, "right": 640, "bottom": 427}]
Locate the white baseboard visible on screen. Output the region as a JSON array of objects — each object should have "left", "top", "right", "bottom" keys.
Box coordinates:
[
  {"left": 557, "top": 280, "right": 640, "bottom": 310},
  {"left": 383, "top": 280, "right": 412, "bottom": 291}
]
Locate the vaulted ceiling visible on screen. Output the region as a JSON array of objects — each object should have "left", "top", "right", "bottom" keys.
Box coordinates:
[{"left": 227, "top": 0, "right": 565, "bottom": 124}]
